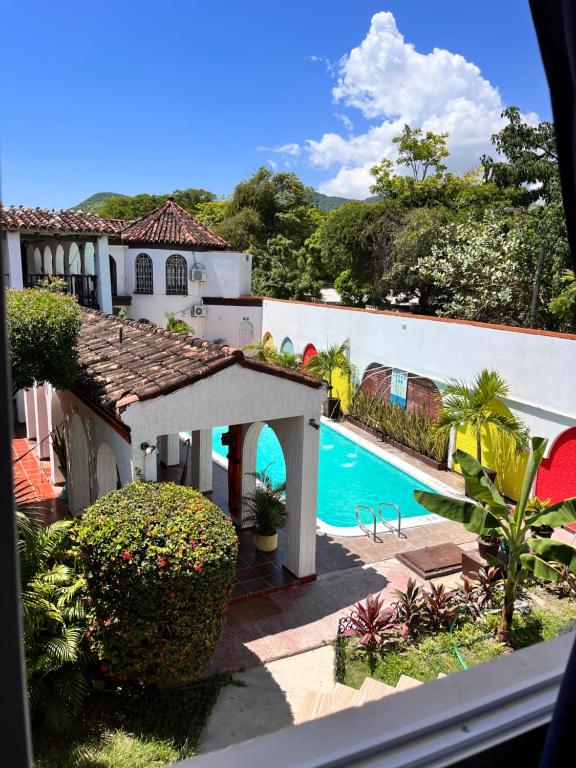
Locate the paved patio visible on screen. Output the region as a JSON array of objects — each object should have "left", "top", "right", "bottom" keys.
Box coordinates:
[{"left": 12, "top": 426, "right": 67, "bottom": 521}]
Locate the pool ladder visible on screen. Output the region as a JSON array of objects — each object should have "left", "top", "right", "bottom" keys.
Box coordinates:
[{"left": 355, "top": 502, "right": 402, "bottom": 542}]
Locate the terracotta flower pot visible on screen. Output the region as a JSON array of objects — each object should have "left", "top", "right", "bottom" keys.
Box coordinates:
[{"left": 255, "top": 533, "right": 278, "bottom": 552}]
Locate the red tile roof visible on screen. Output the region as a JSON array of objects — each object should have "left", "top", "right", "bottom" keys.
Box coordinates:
[
  {"left": 118, "top": 199, "right": 230, "bottom": 249},
  {"left": 75, "top": 309, "right": 323, "bottom": 417},
  {"left": 0, "top": 205, "right": 124, "bottom": 235}
]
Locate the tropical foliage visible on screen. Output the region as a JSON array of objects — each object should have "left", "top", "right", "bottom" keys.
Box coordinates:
[
  {"left": 242, "top": 470, "right": 287, "bottom": 536},
  {"left": 6, "top": 287, "right": 82, "bottom": 393},
  {"left": 242, "top": 340, "right": 301, "bottom": 369},
  {"left": 165, "top": 313, "right": 193, "bottom": 334},
  {"left": 436, "top": 369, "right": 528, "bottom": 466},
  {"left": 18, "top": 511, "right": 93, "bottom": 732},
  {"left": 414, "top": 439, "right": 576, "bottom": 641},
  {"left": 304, "top": 339, "right": 355, "bottom": 394},
  {"left": 349, "top": 390, "right": 449, "bottom": 463},
  {"left": 77, "top": 482, "right": 237, "bottom": 685}
]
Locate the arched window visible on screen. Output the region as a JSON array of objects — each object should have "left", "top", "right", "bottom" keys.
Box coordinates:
[
  {"left": 109, "top": 255, "right": 118, "bottom": 297},
  {"left": 166, "top": 254, "right": 188, "bottom": 295},
  {"left": 135, "top": 253, "right": 153, "bottom": 294}
]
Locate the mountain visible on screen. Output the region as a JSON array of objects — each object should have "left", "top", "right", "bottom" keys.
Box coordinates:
[
  {"left": 71, "top": 192, "right": 126, "bottom": 212},
  {"left": 72, "top": 190, "right": 383, "bottom": 215}
]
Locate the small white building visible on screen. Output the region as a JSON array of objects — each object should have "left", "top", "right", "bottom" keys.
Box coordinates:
[
  {"left": 0, "top": 200, "right": 262, "bottom": 347},
  {"left": 23, "top": 309, "right": 326, "bottom": 578}
]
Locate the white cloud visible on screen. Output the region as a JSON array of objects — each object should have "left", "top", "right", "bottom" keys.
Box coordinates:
[
  {"left": 333, "top": 112, "right": 354, "bottom": 132},
  {"left": 256, "top": 142, "right": 301, "bottom": 156},
  {"left": 304, "top": 11, "right": 528, "bottom": 198},
  {"left": 306, "top": 55, "right": 338, "bottom": 77}
]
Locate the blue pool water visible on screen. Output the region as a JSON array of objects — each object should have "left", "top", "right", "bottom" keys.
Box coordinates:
[{"left": 212, "top": 423, "right": 435, "bottom": 528}]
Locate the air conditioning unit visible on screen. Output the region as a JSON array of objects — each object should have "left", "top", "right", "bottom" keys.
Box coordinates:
[
  {"left": 190, "top": 268, "right": 207, "bottom": 282},
  {"left": 192, "top": 305, "right": 207, "bottom": 318}
]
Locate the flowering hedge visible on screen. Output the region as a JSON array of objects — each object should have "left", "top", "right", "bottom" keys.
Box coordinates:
[{"left": 77, "top": 482, "right": 237, "bottom": 686}]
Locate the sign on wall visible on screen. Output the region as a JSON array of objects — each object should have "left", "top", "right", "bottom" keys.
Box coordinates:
[{"left": 390, "top": 368, "right": 408, "bottom": 409}]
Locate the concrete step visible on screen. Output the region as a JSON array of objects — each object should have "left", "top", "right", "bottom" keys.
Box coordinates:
[
  {"left": 358, "top": 676, "right": 396, "bottom": 703},
  {"left": 395, "top": 674, "right": 423, "bottom": 691},
  {"left": 329, "top": 683, "right": 363, "bottom": 712},
  {"left": 295, "top": 691, "right": 337, "bottom": 723}
]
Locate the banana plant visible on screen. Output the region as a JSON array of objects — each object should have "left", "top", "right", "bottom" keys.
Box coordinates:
[{"left": 414, "top": 436, "right": 576, "bottom": 642}]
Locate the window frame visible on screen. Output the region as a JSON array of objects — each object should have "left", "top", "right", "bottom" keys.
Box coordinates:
[
  {"left": 134, "top": 253, "right": 154, "bottom": 295},
  {"left": 165, "top": 254, "right": 188, "bottom": 296}
]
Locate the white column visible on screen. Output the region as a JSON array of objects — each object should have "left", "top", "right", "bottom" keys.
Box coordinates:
[
  {"left": 15, "top": 390, "right": 26, "bottom": 424},
  {"left": 24, "top": 389, "right": 37, "bottom": 440},
  {"left": 159, "top": 434, "right": 181, "bottom": 467},
  {"left": 34, "top": 384, "right": 50, "bottom": 460},
  {"left": 270, "top": 415, "right": 319, "bottom": 578},
  {"left": 95, "top": 235, "right": 112, "bottom": 313},
  {"left": 190, "top": 429, "right": 213, "bottom": 492},
  {"left": 240, "top": 422, "right": 264, "bottom": 527},
  {"left": 3, "top": 230, "right": 23, "bottom": 289},
  {"left": 130, "top": 431, "right": 158, "bottom": 482}
]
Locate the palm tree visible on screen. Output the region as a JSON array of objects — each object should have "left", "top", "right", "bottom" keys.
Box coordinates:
[
  {"left": 242, "top": 340, "right": 280, "bottom": 365},
  {"left": 304, "top": 339, "right": 356, "bottom": 395},
  {"left": 437, "top": 369, "right": 528, "bottom": 467}
]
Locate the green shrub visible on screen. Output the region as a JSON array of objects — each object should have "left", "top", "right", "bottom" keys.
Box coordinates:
[
  {"left": 77, "top": 482, "right": 238, "bottom": 686},
  {"left": 6, "top": 287, "right": 82, "bottom": 393},
  {"left": 350, "top": 390, "right": 448, "bottom": 463}
]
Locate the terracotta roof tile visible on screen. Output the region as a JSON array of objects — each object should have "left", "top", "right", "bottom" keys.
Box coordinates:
[
  {"left": 118, "top": 199, "right": 229, "bottom": 249},
  {"left": 0, "top": 205, "right": 123, "bottom": 235},
  {"left": 75, "top": 310, "right": 322, "bottom": 416}
]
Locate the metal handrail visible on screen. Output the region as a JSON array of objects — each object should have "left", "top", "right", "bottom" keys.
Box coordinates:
[
  {"left": 377, "top": 501, "right": 402, "bottom": 537},
  {"left": 355, "top": 502, "right": 402, "bottom": 542}
]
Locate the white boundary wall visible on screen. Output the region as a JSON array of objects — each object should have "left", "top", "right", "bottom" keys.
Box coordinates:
[{"left": 261, "top": 299, "right": 576, "bottom": 449}]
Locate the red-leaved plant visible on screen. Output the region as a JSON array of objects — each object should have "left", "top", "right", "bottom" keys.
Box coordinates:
[{"left": 342, "top": 593, "right": 399, "bottom": 652}]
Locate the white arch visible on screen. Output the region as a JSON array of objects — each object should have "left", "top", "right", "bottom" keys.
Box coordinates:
[
  {"left": 241, "top": 421, "right": 287, "bottom": 526},
  {"left": 33, "top": 247, "right": 42, "bottom": 274},
  {"left": 83, "top": 242, "right": 95, "bottom": 275},
  {"left": 68, "top": 242, "right": 82, "bottom": 275},
  {"left": 43, "top": 246, "right": 53, "bottom": 274},
  {"left": 69, "top": 413, "right": 91, "bottom": 513},
  {"left": 54, "top": 244, "right": 65, "bottom": 274},
  {"left": 96, "top": 442, "right": 118, "bottom": 498}
]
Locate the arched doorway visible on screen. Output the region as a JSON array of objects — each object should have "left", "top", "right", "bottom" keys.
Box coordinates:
[
  {"left": 54, "top": 244, "right": 65, "bottom": 274},
  {"left": 69, "top": 414, "right": 91, "bottom": 513},
  {"left": 109, "top": 255, "right": 118, "bottom": 297},
  {"left": 302, "top": 343, "right": 317, "bottom": 365},
  {"left": 43, "top": 246, "right": 53, "bottom": 275},
  {"left": 239, "top": 317, "right": 254, "bottom": 348},
  {"left": 536, "top": 427, "right": 576, "bottom": 503},
  {"left": 262, "top": 331, "right": 275, "bottom": 350},
  {"left": 241, "top": 421, "right": 287, "bottom": 525},
  {"left": 96, "top": 442, "right": 119, "bottom": 498},
  {"left": 280, "top": 337, "right": 294, "bottom": 355},
  {"left": 68, "top": 242, "right": 81, "bottom": 275}
]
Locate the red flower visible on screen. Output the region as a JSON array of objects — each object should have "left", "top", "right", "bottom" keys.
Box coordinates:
[
  {"left": 194, "top": 564, "right": 203, "bottom": 573},
  {"left": 121, "top": 551, "right": 132, "bottom": 561},
  {"left": 157, "top": 556, "right": 170, "bottom": 568}
]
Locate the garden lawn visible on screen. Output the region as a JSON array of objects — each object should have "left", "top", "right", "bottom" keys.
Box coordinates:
[
  {"left": 34, "top": 673, "right": 232, "bottom": 768},
  {"left": 340, "top": 587, "right": 576, "bottom": 689}
]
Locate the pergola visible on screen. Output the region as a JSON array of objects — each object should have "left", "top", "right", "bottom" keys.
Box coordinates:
[{"left": 53, "top": 310, "right": 326, "bottom": 578}]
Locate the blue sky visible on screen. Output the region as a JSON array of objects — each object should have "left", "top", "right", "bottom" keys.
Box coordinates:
[{"left": 0, "top": 1, "right": 550, "bottom": 208}]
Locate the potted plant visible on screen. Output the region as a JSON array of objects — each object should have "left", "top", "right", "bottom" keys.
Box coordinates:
[
  {"left": 242, "top": 470, "right": 287, "bottom": 552},
  {"left": 477, "top": 532, "right": 500, "bottom": 560},
  {"left": 304, "top": 339, "right": 355, "bottom": 419},
  {"left": 436, "top": 369, "right": 528, "bottom": 483},
  {"left": 527, "top": 496, "right": 554, "bottom": 538}
]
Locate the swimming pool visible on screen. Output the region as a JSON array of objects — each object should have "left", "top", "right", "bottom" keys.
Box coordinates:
[{"left": 211, "top": 421, "right": 439, "bottom": 530}]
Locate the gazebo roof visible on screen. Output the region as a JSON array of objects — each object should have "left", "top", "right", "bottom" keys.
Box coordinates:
[
  {"left": 117, "top": 199, "right": 230, "bottom": 249},
  {"left": 75, "top": 309, "right": 323, "bottom": 417}
]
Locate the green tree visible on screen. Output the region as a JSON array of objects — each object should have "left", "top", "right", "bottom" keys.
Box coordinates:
[
  {"left": 417, "top": 210, "right": 537, "bottom": 325},
  {"left": 481, "top": 106, "right": 560, "bottom": 204},
  {"left": 98, "top": 189, "right": 215, "bottom": 220},
  {"left": 549, "top": 271, "right": 576, "bottom": 332},
  {"left": 415, "top": 440, "right": 576, "bottom": 641},
  {"left": 214, "top": 167, "right": 317, "bottom": 251},
  {"left": 251, "top": 234, "right": 322, "bottom": 300},
  {"left": 304, "top": 339, "right": 355, "bottom": 395},
  {"left": 7, "top": 287, "right": 82, "bottom": 393},
  {"left": 436, "top": 369, "right": 528, "bottom": 466}
]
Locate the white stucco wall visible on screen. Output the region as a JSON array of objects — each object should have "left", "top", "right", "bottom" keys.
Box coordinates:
[
  {"left": 56, "top": 390, "right": 132, "bottom": 513},
  {"left": 204, "top": 305, "right": 263, "bottom": 347},
  {"left": 121, "top": 247, "right": 251, "bottom": 327},
  {"left": 261, "top": 299, "right": 576, "bottom": 447}
]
